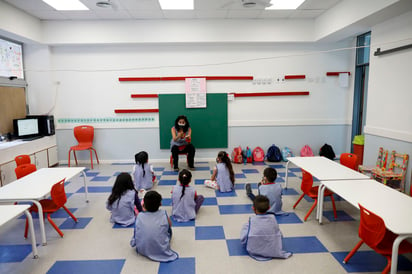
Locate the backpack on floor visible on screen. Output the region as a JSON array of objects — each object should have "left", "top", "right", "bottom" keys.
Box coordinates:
[
  {"left": 300, "top": 145, "right": 314, "bottom": 157},
  {"left": 319, "top": 143, "right": 336, "bottom": 160},
  {"left": 281, "top": 147, "right": 294, "bottom": 161},
  {"left": 244, "top": 147, "right": 253, "bottom": 163},
  {"left": 252, "top": 147, "right": 265, "bottom": 162},
  {"left": 231, "top": 146, "right": 243, "bottom": 164},
  {"left": 266, "top": 144, "right": 282, "bottom": 162}
]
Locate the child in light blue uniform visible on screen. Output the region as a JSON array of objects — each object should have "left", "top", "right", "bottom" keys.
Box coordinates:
[
  {"left": 106, "top": 173, "right": 143, "bottom": 227},
  {"left": 130, "top": 191, "right": 178, "bottom": 262},
  {"left": 245, "top": 167, "right": 287, "bottom": 215},
  {"left": 211, "top": 151, "right": 235, "bottom": 192},
  {"left": 172, "top": 169, "right": 204, "bottom": 222},
  {"left": 133, "top": 151, "right": 154, "bottom": 191},
  {"left": 240, "top": 195, "right": 292, "bottom": 261}
]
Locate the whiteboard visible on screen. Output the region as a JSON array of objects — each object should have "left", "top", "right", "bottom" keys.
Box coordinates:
[{"left": 0, "top": 37, "right": 24, "bottom": 79}]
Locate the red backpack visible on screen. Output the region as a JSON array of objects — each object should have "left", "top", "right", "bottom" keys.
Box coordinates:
[
  {"left": 300, "top": 145, "right": 314, "bottom": 157},
  {"left": 231, "top": 146, "right": 243, "bottom": 163},
  {"left": 252, "top": 147, "right": 265, "bottom": 162}
]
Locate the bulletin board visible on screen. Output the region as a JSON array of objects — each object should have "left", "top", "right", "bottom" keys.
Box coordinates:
[
  {"left": 0, "top": 86, "right": 26, "bottom": 134},
  {"left": 159, "top": 93, "right": 228, "bottom": 149}
]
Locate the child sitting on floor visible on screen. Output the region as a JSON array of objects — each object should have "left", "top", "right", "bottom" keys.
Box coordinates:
[{"left": 211, "top": 151, "right": 235, "bottom": 192}]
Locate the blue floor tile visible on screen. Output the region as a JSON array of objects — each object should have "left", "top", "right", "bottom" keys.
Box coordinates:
[
  {"left": 195, "top": 226, "right": 225, "bottom": 240},
  {"left": 276, "top": 213, "right": 303, "bottom": 224},
  {"left": 84, "top": 172, "right": 99, "bottom": 177},
  {"left": 283, "top": 236, "right": 328, "bottom": 253},
  {"left": 194, "top": 166, "right": 210, "bottom": 171},
  {"left": 0, "top": 245, "right": 34, "bottom": 263},
  {"left": 324, "top": 210, "right": 355, "bottom": 222},
  {"left": 226, "top": 239, "right": 248, "bottom": 256},
  {"left": 194, "top": 179, "right": 206, "bottom": 185},
  {"left": 242, "top": 169, "right": 259, "bottom": 174},
  {"left": 219, "top": 204, "right": 253, "bottom": 214},
  {"left": 90, "top": 176, "right": 111, "bottom": 182},
  {"left": 215, "top": 190, "right": 237, "bottom": 197},
  {"left": 171, "top": 219, "right": 195, "bottom": 227},
  {"left": 153, "top": 167, "right": 165, "bottom": 171},
  {"left": 47, "top": 259, "right": 125, "bottom": 274},
  {"left": 268, "top": 164, "right": 285, "bottom": 169},
  {"left": 20, "top": 208, "right": 78, "bottom": 219},
  {"left": 158, "top": 180, "right": 177, "bottom": 186},
  {"left": 112, "top": 223, "right": 134, "bottom": 229},
  {"left": 77, "top": 186, "right": 112, "bottom": 193},
  {"left": 282, "top": 188, "right": 299, "bottom": 195},
  {"left": 202, "top": 197, "right": 217, "bottom": 206},
  {"left": 158, "top": 257, "right": 195, "bottom": 274},
  {"left": 275, "top": 177, "right": 285, "bottom": 183},
  {"left": 277, "top": 172, "right": 297, "bottom": 177},
  {"left": 161, "top": 198, "right": 172, "bottom": 206},
  {"left": 59, "top": 217, "right": 92, "bottom": 230},
  {"left": 234, "top": 183, "right": 258, "bottom": 190},
  {"left": 289, "top": 168, "right": 302, "bottom": 172},
  {"left": 235, "top": 173, "right": 246, "bottom": 179},
  {"left": 332, "top": 251, "right": 412, "bottom": 273},
  {"left": 162, "top": 171, "right": 178, "bottom": 176}
]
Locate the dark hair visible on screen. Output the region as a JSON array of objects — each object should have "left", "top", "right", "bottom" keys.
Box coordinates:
[
  {"left": 144, "top": 191, "right": 162, "bottom": 212},
  {"left": 217, "top": 151, "right": 235, "bottom": 185},
  {"left": 108, "top": 172, "right": 136, "bottom": 206},
  {"left": 263, "top": 167, "right": 277, "bottom": 183},
  {"left": 174, "top": 115, "right": 190, "bottom": 133},
  {"left": 135, "top": 151, "right": 149, "bottom": 177},
  {"left": 253, "top": 195, "right": 270, "bottom": 214},
  {"left": 178, "top": 169, "right": 192, "bottom": 200}
]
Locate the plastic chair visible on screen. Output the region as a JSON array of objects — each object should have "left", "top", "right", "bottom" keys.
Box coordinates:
[
  {"left": 68, "top": 125, "right": 99, "bottom": 169},
  {"left": 24, "top": 178, "right": 78, "bottom": 238},
  {"left": 372, "top": 151, "right": 409, "bottom": 192},
  {"left": 293, "top": 169, "right": 337, "bottom": 221},
  {"left": 358, "top": 147, "right": 389, "bottom": 177},
  {"left": 15, "top": 155, "right": 31, "bottom": 166},
  {"left": 15, "top": 164, "right": 37, "bottom": 179},
  {"left": 169, "top": 152, "right": 188, "bottom": 168},
  {"left": 343, "top": 204, "right": 412, "bottom": 273},
  {"left": 340, "top": 153, "right": 358, "bottom": 170}
]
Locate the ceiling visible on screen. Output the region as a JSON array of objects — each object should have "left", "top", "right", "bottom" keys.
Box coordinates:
[{"left": 3, "top": 0, "right": 342, "bottom": 20}]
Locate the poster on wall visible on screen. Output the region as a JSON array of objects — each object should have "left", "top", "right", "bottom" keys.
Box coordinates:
[
  {"left": 0, "top": 37, "right": 24, "bottom": 79},
  {"left": 185, "top": 78, "right": 206, "bottom": 108}
]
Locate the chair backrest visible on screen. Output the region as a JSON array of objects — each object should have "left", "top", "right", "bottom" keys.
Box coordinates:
[
  {"left": 388, "top": 152, "right": 409, "bottom": 183},
  {"left": 15, "top": 164, "right": 37, "bottom": 179},
  {"left": 301, "top": 169, "right": 314, "bottom": 194},
  {"left": 50, "top": 179, "right": 68, "bottom": 208},
  {"left": 358, "top": 203, "right": 387, "bottom": 248},
  {"left": 73, "top": 125, "right": 94, "bottom": 146},
  {"left": 376, "top": 147, "right": 389, "bottom": 170},
  {"left": 340, "top": 153, "right": 358, "bottom": 170},
  {"left": 15, "top": 155, "right": 31, "bottom": 166}
]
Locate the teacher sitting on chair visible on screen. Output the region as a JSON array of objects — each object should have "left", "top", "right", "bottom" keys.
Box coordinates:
[{"left": 170, "top": 115, "right": 195, "bottom": 171}]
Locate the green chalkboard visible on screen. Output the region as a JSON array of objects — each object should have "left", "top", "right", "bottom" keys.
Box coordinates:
[{"left": 159, "top": 94, "right": 228, "bottom": 149}]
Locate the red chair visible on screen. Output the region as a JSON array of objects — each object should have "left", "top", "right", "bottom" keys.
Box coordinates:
[
  {"left": 293, "top": 169, "right": 337, "bottom": 221},
  {"left": 24, "top": 179, "right": 78, "bottom": 238},
  {"left": 340, "top": 153, "right": 358, "bottom": 170},
  {"left": 15, "top": 164, "right": 37, "bottom": 179},
  {"left": 68, "top": 125, "right": 99, "bottom": 169},
  {"left": 343, "top": 204, "right": 412, "bottom": 273},
  {"left": 169, "top": 152, "right": 188, "bottom": 169},
  {"left": 15, "top": 155, "right": 31, "bottom": 166}
]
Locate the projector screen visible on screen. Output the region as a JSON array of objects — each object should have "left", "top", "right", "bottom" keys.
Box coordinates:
[{"left": 0, "top": 37, "right": 24, "bottom": 79}]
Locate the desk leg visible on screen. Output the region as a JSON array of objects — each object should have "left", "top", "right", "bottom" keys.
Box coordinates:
[
  {"left": 24, "top": 209, "right": 38, "bottom": 259},
  {"left": 285, "top": 161, "right": 290, "bottom": 189},
  {"left": 318, "top": 184, "right": 325, "bottom": 224},
  {"left": 390, "top": 235, "right": 410, "bottom": 274},
  {"left": 81, "top": 170, "right": 89, "bottom": 202},
  {"left": 32, "top": 200, "right": 46, "bottom": 245}
]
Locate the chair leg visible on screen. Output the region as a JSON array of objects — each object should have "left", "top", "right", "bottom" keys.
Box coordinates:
[
  {"left": 330, "top": 195, "right": 338, "bottom": 219},
  {"left": 304, "top": 199, "right": 317, "bottom": 221},
  {"left": 24, "top": 217, "right": 29, "bottom": 238},
  {"left": 46, "top": 213, "right": 64, "bottom": 237},
  {"left": 293, "top": 194, "right": 305, "bottom": 209},
  {"left": 89, "top": 149, "right": 94, "bottom": 169},
  {"left": 62, "top": 206, "right": 78, "bottom": 223},
  {"left": 92, "top": 148, "right": 99, "bottom": 164},
  {"left": 73, "top": 151, "right": 78, "bottom": 166},
  {"left": 68, "top": 149, "right": 72, "bottom": 167},
  {"left": 343, "top": 240, "right": 364, "bottom": 263},
  {"left": 382, "top": 256, "right": 392, "bottom": 274}
]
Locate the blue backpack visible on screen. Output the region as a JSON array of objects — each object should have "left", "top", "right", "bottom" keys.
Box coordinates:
[
  {"left": 281, "top": 147, "right": 294, "bottom": 161},
  {"left": 266, "top": 144, "right": 282, "bottom": 162}
]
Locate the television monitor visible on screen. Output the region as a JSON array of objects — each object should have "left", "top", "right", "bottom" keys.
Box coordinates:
[{"left": 13, "top": 118, "right": 40, "bottom": 139}]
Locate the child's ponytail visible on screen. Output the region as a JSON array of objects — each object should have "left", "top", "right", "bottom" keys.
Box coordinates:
[
  {"left": 218, "top": 151, "right": 235, "bottom": 185},
  {"left": 178, "top": 169, "right": 192, "bottom": 200},
  {"left": 135, "top": 151, "right": 149, "bottom": 177}
]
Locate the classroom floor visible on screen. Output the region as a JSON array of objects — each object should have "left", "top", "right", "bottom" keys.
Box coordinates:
[{"left": 1, "top": 160, "right": 412, "bottom": 274}]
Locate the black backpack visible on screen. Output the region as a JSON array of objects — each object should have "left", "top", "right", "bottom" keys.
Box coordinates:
[
  {"left": 266, "top": 144, "right": 282, "bottom": 162},
  {"left": 319, "top": 143, "right": 335, "bottom": 160}
]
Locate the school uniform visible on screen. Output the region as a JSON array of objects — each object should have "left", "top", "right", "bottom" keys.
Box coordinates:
[
  {"left": 106, "top": 189, "right": 141, "bottom": 227},
  {"left": 170, "top": 127, "right": 195, "bottom": 168},
  {"left": 133, "top": 164, "right": 153, "bottom": 190},
  {"left": 172, "top": 185, "right": 204, "bottom": 222},
  {"left": 130, "top": 209, "right": 178, "bottom": 262},
  {"left": 240, "top": 214, "right": 292, "bottom": 261},
  {"left": 216, "top": 162, "right": 233, "bottom": 192},
  {"left": 258, "top": 183, "right": 286, "bottom": 215}
]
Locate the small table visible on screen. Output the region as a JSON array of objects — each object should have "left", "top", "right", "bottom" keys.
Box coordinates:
[
  {"left": 0, "top": 167, "right": 88, "bottom": 245},
  {"left": 319, "top": 179, "right": 412, "bottom": 274},
  {"left": 0, "top": 205, "right": 38, "bottom": 258}
]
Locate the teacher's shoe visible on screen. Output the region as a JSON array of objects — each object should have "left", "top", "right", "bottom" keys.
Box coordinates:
[
  {"left": 173, "top": 167, "right": 179, "bottom": 172},
  {"left": 189, "top": 166, "right": 195, "bottom": 171}
]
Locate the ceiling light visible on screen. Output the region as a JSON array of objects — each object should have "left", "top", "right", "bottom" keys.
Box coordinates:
[
  {"left": 159, "top": 0, "right": 193, "bottom": 10},
  {"left": 266, "top": 0, "right": 305, "bottom": 10},
  {"left": 42, "top": 0, "right": 89, "bottom": 11}
]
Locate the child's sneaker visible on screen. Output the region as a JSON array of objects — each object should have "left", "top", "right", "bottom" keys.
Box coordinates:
[{"left": 245, "top": 183, "right": 252, "bottom": 196}]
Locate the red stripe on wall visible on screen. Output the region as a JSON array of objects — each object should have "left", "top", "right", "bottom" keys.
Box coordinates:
[
  {"left": 114, "top": 109, "right": 159, "bottom": 113},
  {"left": 233, "top": 91, "right": 309, "bottom": 97},
  {"left": 326, "top": 72, "right": 351, "bottom": 76},
  {"left": 284, "top": 75, "right": 306, "bottom": 79},
  {"left": 119, "top": 76, "right": 253, "bottom": 81},
  {"left": 131, "top": 94, "right": 159, "bottom": 98}
]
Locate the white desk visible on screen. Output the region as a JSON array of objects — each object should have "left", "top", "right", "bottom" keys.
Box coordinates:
[
  {"left": 319, "top": 179, "right": 412, "bottom": 274},
  {"left": 0, "top": 205, "right": 38, "bottom": 258},
  {"left": 0, "top": 167, "right": 88, "bottom": 245}
]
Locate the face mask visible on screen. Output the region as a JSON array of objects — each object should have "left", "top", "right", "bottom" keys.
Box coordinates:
[{"left": 178, "top": 123, "right": 185, "bottom": 127}]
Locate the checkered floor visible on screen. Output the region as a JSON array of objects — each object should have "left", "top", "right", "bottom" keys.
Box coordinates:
[{"left": 1, "top": 161, "right": 412, "bottom": 274}]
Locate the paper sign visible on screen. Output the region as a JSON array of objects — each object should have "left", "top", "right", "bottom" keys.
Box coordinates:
[
  {"left": 339, "top": 73, "right": 349, "bottom": 88},
  {"left": 185, "top": 78, "right": 206, "bottom": 108}
]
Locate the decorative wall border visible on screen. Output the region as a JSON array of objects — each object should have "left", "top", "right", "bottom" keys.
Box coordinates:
[{"left": 57, "top": 117, "right": 155, "bottom": 124}]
